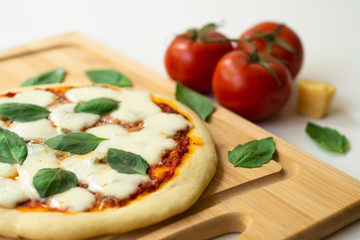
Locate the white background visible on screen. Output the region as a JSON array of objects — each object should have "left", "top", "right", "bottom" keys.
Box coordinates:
[{"left": 0, "top": 0, "right": 359, "bottom": 239}]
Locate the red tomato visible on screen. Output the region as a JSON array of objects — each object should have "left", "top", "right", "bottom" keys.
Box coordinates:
[
  {"left": 212, "top": 50, "right": 292, "bottom": 121},
  {"left": 239, "top": 22, "right": 303, "bottom": 78},
  {"left": 165, "top": 27, "right": 233, "bottom": 93}
]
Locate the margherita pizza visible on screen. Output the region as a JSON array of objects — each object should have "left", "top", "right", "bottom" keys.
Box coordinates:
[{"left": 0, "top": 84, "right": 217, "bottom": 239}]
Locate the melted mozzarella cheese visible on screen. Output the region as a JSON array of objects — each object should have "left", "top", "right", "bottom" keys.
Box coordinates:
[
  {"left": 65, "top": 86, "right": 123, "bottom": 102},
  {"left": 120, "top": 89, "right": 153, "bottom": 102},
  {"left": 0, "top": 120, "right": 7, "bottom": 129},
  {"left": 111, "top": 101, "right": 161, "bottom": 123},
  {"left": 17, "top": 143, "right": 59, "bottom": 176},
  {"left": 9, "top": 119, "right": 58, "bottom": 141},
  {"left": 60, "top": 152, "right": 107, "bottom": 182},
  {"left": 48, "top": 187, "right": 95, "bottom": 212},
  {"left": 0, "top": 177, "right": 27, "bottom": 208},
  {"left": 144, "top": 112, "right": 192, "bottom": 136},
  {"left": 122, "top": 129, "right": 176, "bottom": 165},
  {"left": 86, "top": 166, "right": 149, "bottom": 199},
  {"left": 15, "top": 144, "right": 59, "bottom": 200},
  {"left": 0, "top": 163, "right": 17, "bottom": 178},
  {"left": 0, "top": 90, "right": 56, "bottom": 107},
  {"left": 86, "top": 124, "right": 127, "bottom": 139},
  {"left": 110, "top": 89, "right": 162, "bottom": 123},
  {"left": 14, "top": 90, "right": 57, "bottom": 107},
  {"left": 49, "top": 103, "right": 100, "bottom": 132}
]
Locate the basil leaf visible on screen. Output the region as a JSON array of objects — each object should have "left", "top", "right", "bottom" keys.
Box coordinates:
[
  {"left": 45, "top": 132, "right": 108, "bottom": 154},
  {"left": 175, "top": 81, "right": 214, "bottom": 121},
  {"left": 0, "top": 103, "right": 50, "bottom": 122},
  {"left": 306, "top": 122, "right": 348, "bottom": 153},
  {"left": 228, "top": 137, "right": 275, "bottom": 168},
  {"left": 33, "top": 168, "right": 78, "bottom": 198},
  {"left": 74, "top": 97, "right": 119, "bottom": 115},
  {"left": 21, "top": 68, "right": 66, "bottom": 87},
  {"left": 86, "top": 69, "right": 132, "bottom": 87},
  {"left": 107, "top": 148, "right": 148, "bottom": 175},
  {"left": 0, "top": 128, "right": 27, "bottom": 164}
]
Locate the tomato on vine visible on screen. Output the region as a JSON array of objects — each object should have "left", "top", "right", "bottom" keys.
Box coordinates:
[
  {"left": 238, "top": 22, "right": 303, "bottom": 78},
  {"left": 165, "top": 23, "right": 234, "bottom": 93},
  {"left": 212, "top": 47, "right": 292, "bottom": 121}
]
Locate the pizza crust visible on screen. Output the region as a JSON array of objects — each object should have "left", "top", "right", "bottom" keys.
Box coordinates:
[{"left": 0, "top": 84, "right": 217, "bottom": 240}]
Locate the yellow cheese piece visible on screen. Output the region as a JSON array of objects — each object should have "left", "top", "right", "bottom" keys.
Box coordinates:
[{"left": 297, "top": 79, "right": 336, "bottom": 119}]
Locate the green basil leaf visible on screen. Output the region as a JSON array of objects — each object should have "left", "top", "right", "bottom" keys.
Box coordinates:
[
  {"left": 0, "top": 103, "right": 50, "bottom": 122},
  {"left": 107, "top": 148, "right": 148, "bottom": 175},
  {"left": 33, "top": 168, "right": 78, "bottom": 198},
  {"left": 45, "top": 132, "right": 108, "bottom": 154},
  {"left": 0, "top": 127, "right": 27, "bottom": 164},
  {"left": 21, "top": 68, "right": 66, "bottom": 87},
  {"left": 86, "top": 69, "right": 132, "bottom": 87},
  {"left": 306, "top": 122, "right": 348, "bottom": 153},
  {"left": 74, "top": 97, "right": 119, "bottom": 115},
  {"left": 175, "top": 81, "right": 214, "bottom": 121},
  {"left": 228, "top": 137, "right": 275, "bottom": 168}
]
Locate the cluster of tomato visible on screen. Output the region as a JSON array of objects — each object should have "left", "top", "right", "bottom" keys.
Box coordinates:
[{"left": 165, "top": 22, "right": 303, "bottom": 121}]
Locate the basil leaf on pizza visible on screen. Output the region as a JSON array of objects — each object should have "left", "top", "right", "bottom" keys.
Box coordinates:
[
  {"left": 20, "top": 67, "right": 66, "bottom": 87},
  {"left": 228, "top": 137, "right": 275, "bottom": 168},
  {"left": 86, "top": 69, "right": 132, "bottom": 87},
  {"left": 74, "top": 97, "right": 119, "bottom": 115},
  {"left": 33, "top": 168, "right": 78, "bottom": 198},
  {"left": 175, "top": 81, "right": 214, "bottom": 121},
  {"left": 45, "top": 132, "right": 108, "bottom": 154},
  {"left": 0, "top": 103, "right": 50, "bottom": 122},
  {"left": 107, "top": 148, "right": 148, "bottom": 175},
  {"left": 0, "top": 128, "right": 27, "bottom": 165}
]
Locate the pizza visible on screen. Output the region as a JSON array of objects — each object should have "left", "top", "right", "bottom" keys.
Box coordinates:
[{"left": 0, "top": 84, "right": 217, "bottom": 239}]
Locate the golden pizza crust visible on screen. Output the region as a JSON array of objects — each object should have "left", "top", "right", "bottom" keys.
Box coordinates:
[{"left": 0, "top": 84, "right": 217, "bottom": 239}]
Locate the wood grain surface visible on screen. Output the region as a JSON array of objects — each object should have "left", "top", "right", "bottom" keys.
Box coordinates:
[{"left": 0, "top": 33, "right": 359, "bottom": 240}]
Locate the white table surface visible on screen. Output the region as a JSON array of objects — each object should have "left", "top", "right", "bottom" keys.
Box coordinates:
[{"left": 0, "top": 0, "right": 359, "bottom": 239}]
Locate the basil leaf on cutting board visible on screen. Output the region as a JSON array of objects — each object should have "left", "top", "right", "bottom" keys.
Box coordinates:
[
  {"left": 33, "top": 168, "right": 78, "bottom": 198},
  {"left": 86, "top": 69, "right": 132, "bottom": 87},
  {"left": 74, "top": 97, "right": 119, "bottom": 115},
  {"left": 45, "top": 132, "right": 108, "bottom": 154},
  {"left": 306, "top": 122, "right": 348, "bottom": 153},
  {"left": 107, "top": 148, "right": 148, "bottom": 175},
  {"left": 175, "top": 81, "right": 214, "bottom": 121},
  {"left": 0, "top": 128, "right": 27, "bottom": 165},
  {"left": 0, "top": 103, "right": 50, "bottom": 122},
  {"left": 228, "top": 137, "right": 276, "bottom": 168},
  {"left": 20, "top": 68, "right": 66, "bottom": 87}
]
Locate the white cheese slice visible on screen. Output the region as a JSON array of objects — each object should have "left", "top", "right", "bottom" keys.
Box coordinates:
[
  {"left": 0, "top": 177, "right": 27, "bottom": 208},
  {"left": 48, "top": 187, "right": 95, "bottom": 212},
  {"left": 60, "top": 152, "right": 107, "bottom": 182},
  {"left": 144, "top": 112, "right": 192, "bottom": 137},
  {"left": 49, "top": 103, "right": 100, "bottom": 133},
  {"left": 15, "top": 144, "right": 59, "bottom": 199},
  {"left": 0, "top": 97, "right": 12, "bottom": 104},
  {"left": 65, "top": 86, "right": 122, "bottom": 102},
  {"left": 120, "top": 89, "right": 154, "bottom": 102},
  {"left": 14, "top": 90, "right": 57, "bottom": 107},
  {"left": 0, "top": 163, "right": 17, "bottom": 178},
  {"left": 17, "top": 143, "right": 59, "bottom": 176},
  {"left": 94, "top": 129, "right": 175, "bottom": 166},
  {"left": 86, "top": 124, "right": 127, "bottom": 139},
  {"left": 122, "top": 129, "right": 176, "bottom": 165},
  {"left": 9, "top": 119, "right": 58, "bottom": 141},
  {"left": 0, "top": 90, "right": 56, "bottom": 107},
  {"left": 111, "top": 101, "right": 161, "bottom": 123},
  {"left": 0, "top": 120, "right": 6, "bottom": 129},
  {"left": 86, "top": 166, "right": 149, "bottom": 199}
]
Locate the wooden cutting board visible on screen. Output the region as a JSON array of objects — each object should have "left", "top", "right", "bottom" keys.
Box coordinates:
[{"left": 0, "top": 33, "right": 359, "bottom": 240}]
